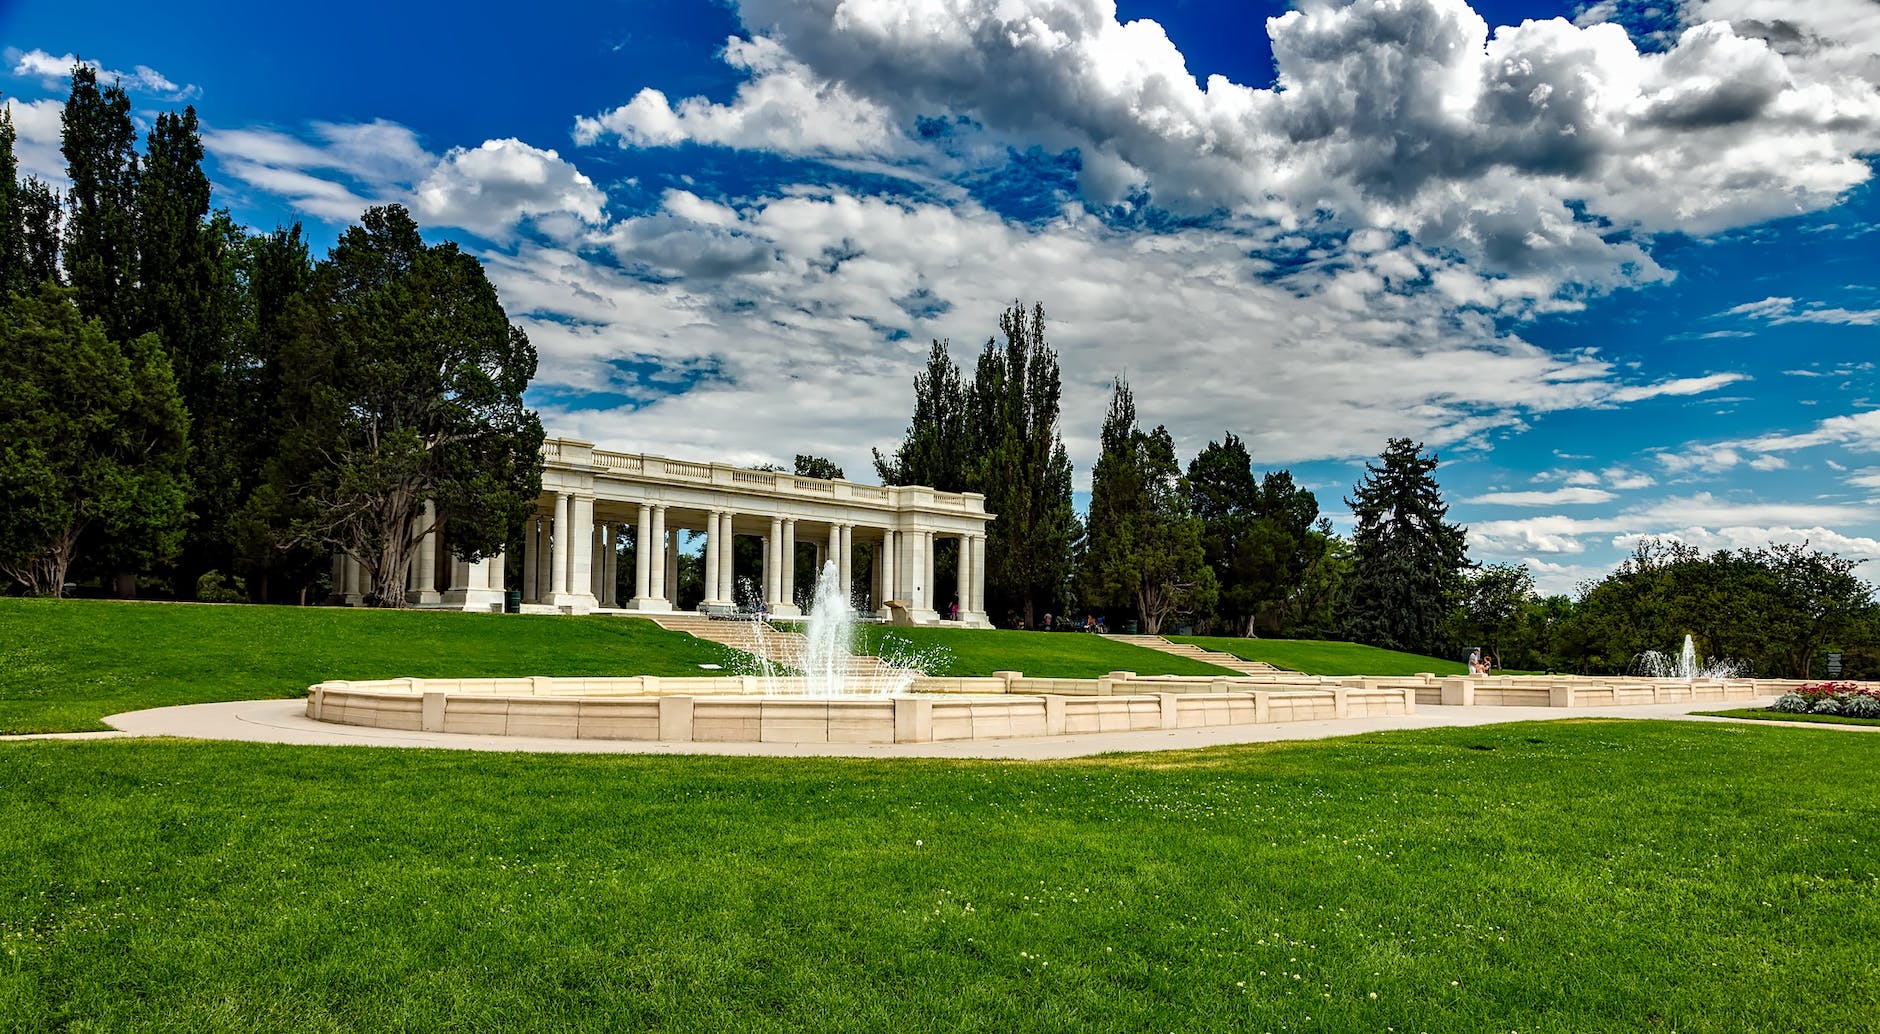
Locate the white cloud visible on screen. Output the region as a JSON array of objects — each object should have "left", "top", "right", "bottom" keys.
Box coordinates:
[
  {"left": 1723, "top": 294, "right": 1880, "bottom": 325},
  {"left": 472, "top": 186, "right": 1761, "bottom": 483},
  {"left": 7, "top": 47, "right": 199, "bottom": 100},
  {"left": 574, "top": 36, "right": 906, "bottom": 158},
  {"left": 594, "top": 0, "right": 1880, "bottom": 290},
  {"left": 1849, "top": 468, "right": 1880, "bottom": 490},
  {"left": 414, "top": 139, "right": 607, "bottom": 238},
  {"left": 1466, "top": 487, "right": 1617, "bottom": 505},
  {"left": 208, "top": 122, "right": 603, "bottom": 240},
  {"left": 3, "top": 97, "right": 66, "bottom": 183}
]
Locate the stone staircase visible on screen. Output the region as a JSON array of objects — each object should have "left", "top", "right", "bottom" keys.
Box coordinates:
[
  {"left": 647, "top": 613, "right": 918, "bottom": 686},
  {"left": 1102, "top": 634, "right": 1292, "bottom": 676}
]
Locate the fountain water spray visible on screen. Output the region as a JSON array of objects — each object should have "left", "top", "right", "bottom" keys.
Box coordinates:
[
  {"left": 729, "top": 561, "right": 949, "bottom": 696},
  {"left": 1635, "top": 634, "right": 1741, "bottom": 680}
]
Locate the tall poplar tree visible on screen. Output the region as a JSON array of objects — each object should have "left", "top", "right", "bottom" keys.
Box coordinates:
[
  {"left": 1341, "top": 437, "right": 1469, "bottom": 654},
  {"left": 16, "top": 178, "right": 62, "bottom": 288},
  {"left": 61, "top": 64, "right": 140, "bottom": 343},
  {"left": 0, "top": 101, "right": 21, "bottom": 298},
  {"left": 967, "top": 302, "right": 1075, "bottom": 626},
  {"left": 873, "top": 338, "right": 971, "bottom": 491}
]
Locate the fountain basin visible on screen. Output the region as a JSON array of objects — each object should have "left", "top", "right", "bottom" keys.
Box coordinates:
[{"left": 304, "top": 674, "right": 1414, "bottom": 744}]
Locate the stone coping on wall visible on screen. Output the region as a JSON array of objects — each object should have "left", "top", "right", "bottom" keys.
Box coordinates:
[{"left": 301, "top": 671, "right": 1839, "bottom": 745}]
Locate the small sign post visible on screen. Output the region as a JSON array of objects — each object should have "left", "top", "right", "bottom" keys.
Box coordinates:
[{"left": 1827, "top": 652, "right": 1843, "bottom": 677}]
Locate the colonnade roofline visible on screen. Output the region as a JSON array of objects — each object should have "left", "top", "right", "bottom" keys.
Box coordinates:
[{"left": 543, "top": 437, "right": 991, "bottom": 518}]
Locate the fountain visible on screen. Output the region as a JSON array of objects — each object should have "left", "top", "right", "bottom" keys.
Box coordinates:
[
  {"left": 736, "top": 561, "right": 927, "bottom": 696},
  {"left": 1635, "top": 634, "right": 1741, "bottom": 680}
]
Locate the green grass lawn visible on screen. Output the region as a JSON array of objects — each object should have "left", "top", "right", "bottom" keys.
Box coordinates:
[
  {"left": 0, "top": 599, "right": 737, "bottom": 734},
  {"left": 0, "top": 601, "right": 1240, "bottom": 734},
  {"left": 1171, "top": 634, "right": 1467, "bottom": 676},
  {"left": 1, "top": 720, "right": 1876, "bottom": 1031},
  {"left": 852, "top": 625, "right": 1238, "bottom": 679}
]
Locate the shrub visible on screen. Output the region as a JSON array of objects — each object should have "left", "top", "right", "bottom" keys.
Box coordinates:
[
  {"left": 1810, "top": 697, "right": 1845, "bottom": 716},
  {"left": 1841, "top": 694, "right": 1880, "bottom": 719},
  {"left": 194, "top": 570, "right": 248, "bottom": 604},
  {"left": 1771, "top": 692, "right": 1811, "bottom": 714}
]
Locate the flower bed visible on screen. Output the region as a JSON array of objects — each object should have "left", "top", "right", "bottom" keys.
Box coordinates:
[{"left": 1771, "top": 682, "right": 1880, "bottom": 718}]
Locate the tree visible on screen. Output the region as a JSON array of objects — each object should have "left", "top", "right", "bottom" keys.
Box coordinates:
[
  {"left": 1081, "top": 378, "right": 1215, "bottom": 633},
  {"left": 793, "top": 454, "right": 844, "bottom": 480},
  {"left": 61, "top": 64, "right": 140, "bottom": 343},
  {"left": 873, "top": 338, "right": 970, "bottom": 491},
  {"left": 966, "top": 302, "right": 1076, "bottom": 626},
  {"left": 0, "top": 284, "right": 189, "bottom": 595},
  {"left": 1446, "top": 563, "right": 1537, "bottom": 666},
  {"left": 260, "top": 205, "right": 544, "bottom": 607},
  {"left": 16, "top": 178, "right": 62, "bottom": 288},
  {"left": 1186, "top": 433, "right": 1260, "bottom": 632},
  {"left": 1341, "top": 438, "right": 1469, "bottom": 655},
  {"left": 1764, "top": 543, "right": 1872, "bottom": 677},
  {"left": 0, "top": 100, "right": 20, "bottom": 298}
]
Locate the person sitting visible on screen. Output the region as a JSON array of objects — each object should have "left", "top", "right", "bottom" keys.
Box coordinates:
[{"left": 1467, "top": 648, "right": 1485, "bottom": 675}]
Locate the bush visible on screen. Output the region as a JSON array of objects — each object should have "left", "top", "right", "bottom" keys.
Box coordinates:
[
  {"left": 1810, "top": 697, "right": 1844, "bottom": 716},
  {"left": 1841, "top": 694, "right": 1880, "bottom": 719},
  {"left": 1771, "top": 692, "right": 1811, "bottom": 714},
  {"left": 194, "top": 570, "right": 247, "bottom": 604}
]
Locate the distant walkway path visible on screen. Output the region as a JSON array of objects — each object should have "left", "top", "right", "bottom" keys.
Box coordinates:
[
  {"left": 19, "top": 695, "right": 1859, "bottom": 760},
  {"left": 1102, "top": 633, "right": 1290, "bottom": 676}
]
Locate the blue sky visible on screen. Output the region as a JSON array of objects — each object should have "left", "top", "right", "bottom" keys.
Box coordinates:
[{"left": 4, "top": 0, "right": 1879, "bottom": 595}]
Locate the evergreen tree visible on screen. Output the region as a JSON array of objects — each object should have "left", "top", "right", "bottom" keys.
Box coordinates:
[
  {"left": 1081, "top": 378, "right": 1214, "bottom": 633},
  {"left": 16, "top": 178, "right": 62, "bottom": 287},
  {"left": 1186, "top": 434, "right": 1260, "bottom": 633},
  {"left": 1341, "top": 437, "right": 1469, "bottom": 654},
  {"left": 61, "top": 64, "right": 140, "bottom": 342},
  {"left": 0, "top": 283, "right": 189, "bottom": 595},
  {"left": 967, "top": 302, "right": 1075, "bottom": 626},
  {"left": 258, "top": 205, "right": 544, "bottom": 607},
  {"left": 873, "top": 338, "right": 970, "bottom": 490},
  {"left": 0, "top": 101, "right": 20, "bottom": 298}
]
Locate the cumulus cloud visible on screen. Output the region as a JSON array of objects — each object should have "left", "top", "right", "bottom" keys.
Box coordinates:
[
  {"left": 587, "top": 0, "right": 1880, "bottom": 289},
  {"left": 7, "top": 47, "right": 199, "bottom": 100},
  {"left": 3, "top": 97, "right": 67, "bottom": 182},
  {"left": 574, "top": 36, "right": 906, "bottom": 157},
  {"left": 415, "top": 139, "right": 607, "bottom": 237},
  {"left": 471, "top": 185, "right": 1753, "bottom": 485},
  {"left": 208, "top": 121, "right": 605, "bottom": 239}
]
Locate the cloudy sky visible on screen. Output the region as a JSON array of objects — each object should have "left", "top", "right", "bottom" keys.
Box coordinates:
[{"left": 4, "top": 0, "right": 1879, "bottom": 595}]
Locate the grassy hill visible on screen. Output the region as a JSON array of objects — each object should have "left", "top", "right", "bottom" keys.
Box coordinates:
[
  {"left": 1169, "top": 634, "right": 1467, "bottom": 676},
  {"left": 0, "top": 600, "right": 1236, "bottom": 733}
]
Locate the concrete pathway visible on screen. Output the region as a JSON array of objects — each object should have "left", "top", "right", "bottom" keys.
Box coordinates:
[{"left": 34, "top": 694, "right": 1858, "bottom": 760}]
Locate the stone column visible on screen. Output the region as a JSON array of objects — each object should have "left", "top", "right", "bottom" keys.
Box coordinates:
[
  {"left": 719, "top": 512, "right": 737, "bottom": 604},
  {"left": 563, "top": 494, "right": 597, "bottom": 612},
  {"left": 955, "top": 534, "right": 971, "bottom": 620},
  {"left": 605, "top": 522, "right": 620, "bottom": 607},
  {"left": 633, "top": 503, "right": 652, "bottom": 603},
  {"left": 650, "top": 505, "right": 669, "bottom": 601},
  {"left": 521, "top": 515, "right": 539, "bottom": 603},
  {"left": 977, "top": 537, "right": 992, "bottom": 620},
  {"left": 411, "top": 501, "right": 440, "bottom": 605},
  {"left": 925, "top": 531, "right": 937, "bottom": 613},
  {"left": 765, "top": 516, "right": 783, "bottom": 605},
  {"left": 590, "top": 522, "right": 604, "bottom": 599},
  {"left": 838, "top": 524, "right": 853, "bottom": 610},
  {"left": 666, "top": 525, "right": 679, "bottom": 603},
  {"left": 881, "top": 531, "right": 897, "bottom": 605},
  {"left": 703, "top": 511, "right": 722, "bottom": 606},
  {"left": 550, "top": 493, "right": 570, "bottom": 596},
  {"left": 782, "top": 519, "right": 797, "bottom": 607}
]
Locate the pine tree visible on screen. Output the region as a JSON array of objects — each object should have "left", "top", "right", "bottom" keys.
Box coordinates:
[
  {"left": 61, "top": 64, "right": 140, "bottom": 342},
  {"left": 1082, "top": 378, "right": 1214, "bottom": 633},
  {"left": 16, "top": 178, "right": 62, "bottom": 287},
  {"left": 1341, "top": 437, "right": 1469, "bottom": 654}
]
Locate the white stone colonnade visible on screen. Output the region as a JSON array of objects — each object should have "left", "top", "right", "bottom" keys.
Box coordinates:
[{"left": 335, "top": 437, "right": 993, "bottom": 626}]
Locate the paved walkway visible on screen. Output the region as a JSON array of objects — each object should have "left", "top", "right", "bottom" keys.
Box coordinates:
[{"left": 11, "top": 694, "right": 1843, "bottom": 759}]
